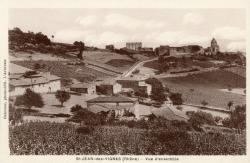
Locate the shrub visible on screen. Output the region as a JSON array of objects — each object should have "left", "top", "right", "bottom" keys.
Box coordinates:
[
  {"left": 70, "top": 105, "right": 83, "bottom": 113},
  {"left": 176, "top": 106, "right": 183, "bottom": 111},
  {"left": 55, "top": 90, "right": 71, "bottom": 107},
  {"left": 169, "top": 93, "right": 183, "bottom": 105},
  {"left": 67, "top": 109, "right": 106, "bottom": 126},
  {"left": 132, "top": 69, "right": 140, "bottom": 74},
  {"left": 33, "top": 63, "right": 41, "bottom": 70},
  {"left": 76, "top": 126, "right": 94, "bottom": 135},
  {"left": 15, "top": 88, "right": 44, "bottom": 109},
  {"left": 53, "top": 113, "right": 71, "bottom": 118},
  {"left": 188, "top": 111, "right": 215, "bottom": 129}
]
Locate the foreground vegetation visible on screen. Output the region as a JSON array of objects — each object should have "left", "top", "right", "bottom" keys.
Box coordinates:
[
  {"left": 10, "top": 103, "right": 246, "bottom": 155},
  {"left": 9, "top": 121, "right": 245, "bottom": 155}
]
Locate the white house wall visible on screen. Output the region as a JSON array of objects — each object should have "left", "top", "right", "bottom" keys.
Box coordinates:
[
  {"left": 10, "top": 80, "right": 61, "bottom": 96},
  {"left": 113, "top": 83, "right": 122, "bottom": 94}
]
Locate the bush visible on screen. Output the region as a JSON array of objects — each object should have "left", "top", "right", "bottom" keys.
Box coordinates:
[
  {"left": 132, "top": 69, "right": 140, "bottom": 74},
  {"left": 76, "top": 126, "right": 94, "bottom": 135},
  {"left": 176, "top": 106, "right": 183, "bottom": 111},
  {"left": 67, "top": 109, "right": 106, "bottom": 126},
  {"left": 15, "top": 88, "right": 44, "bottom": 109},
  {"left": 169, "top": 93, "right": 183, "bottom": 105},
  {"left": 55, "top": 90, "right": 71, "bottom": 107},
  {"left": 188, "top": 111, "right": 216, "bottom": 129},
  {"left": 70, "top": 105, "right": 83, "bottom": 113},
  {"left": 33, "top": 63, "right": 41, "bottom": 70},
  {"left": 53, "top": 113, "right": 71, "bottom": 118}
]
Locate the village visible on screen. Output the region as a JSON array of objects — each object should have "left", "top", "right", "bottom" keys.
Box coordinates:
[
  {"left": 9, "top": 27, "right": 245, "bottom": 125},
  {"left": 8, "top": 25, "right": 246, "bottom": 155}
]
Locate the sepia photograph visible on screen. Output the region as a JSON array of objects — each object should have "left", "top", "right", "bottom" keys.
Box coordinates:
[{"left": 6, "top": 6, "right": 247, "bottom": 156}]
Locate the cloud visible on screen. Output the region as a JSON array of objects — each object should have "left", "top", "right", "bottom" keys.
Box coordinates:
[
  {"left": 55, "top": 29, "right": 129, "bottom": 48},
  {"left": 183, "top": 13, "right": 204, "bottom": 25},
  {"left": 212, "top": 26, "right": 246, "bottom": 40},
  {"left": 75, "top": 15, "right": 98, "bottom": 27},
  {"left": 55, "top": 29, "right": 93, "bottom": 43},
  {"left": 102, "top": 13, "right": 166, "bottom": 30},
  {"left": 227, "top": 41, "right": 245, "bottom": 51},
  {"left": 145, "top": 31, "right": 209, "bottom": 46}
]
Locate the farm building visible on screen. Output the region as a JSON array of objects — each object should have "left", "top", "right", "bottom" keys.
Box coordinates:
[
  {"left": 117, "top": 76, "right": 152, "bottom": 96},
  {"left": 87, "top": 96, "right": 136, "bottom": 118},
  {"left": 9, "top": 63, "right": 61, "bottom": 96},
  {"left": 96, "top": 78, "right": 122, "bottom": 95},
  {"left": 70, "top": 82, "right": 96, "bottom": 94},
  {"left": 9, "top": 72, "right": 61, "bottom": 96},
  {"left": 126, "top": 42, "right": 142, "bottom": 51},
  {"left": 105, "top": 44, "right": 115, "bottom": 51},
  {"left": 87, "top": 96, "right": 135, "bottom": 107}
]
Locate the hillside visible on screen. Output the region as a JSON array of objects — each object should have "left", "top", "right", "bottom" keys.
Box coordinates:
[{"left": 161, "top": 69, "right": 246, "bottom": 108}]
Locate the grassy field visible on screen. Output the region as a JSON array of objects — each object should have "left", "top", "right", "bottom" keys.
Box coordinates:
[
  {"left": 143, "top": 58, "right": 217, "bottom": 71},
  {"left": 9, "top": 121, "right": 245, "bottom": 155},
  {"left": 106, "top": 59, "right": 135, "bottom": 67},
  {"left": 80, "top": 50, "right": 134, "bottom": 63},
  {"left": 223, "top": 67, "right": 246, "bottom": 78},
  {"left": 161, "top": 69, "right": 246, "bottom": 108},
  {"left": 12, "top": 60, "right": 113, "bottom": 84}
]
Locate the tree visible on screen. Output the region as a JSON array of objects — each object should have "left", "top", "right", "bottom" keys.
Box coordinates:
[
  {"left": 73, "top": 41, "right": 85, "bottom": 60},
  {"left": 34, "top": 32, "right": 51, "bottom": 45},
  {"left": 33, "top": 63, "right": 41, "bottom": 70},
  {"left": 222, "top": 105, "right": 246, "bottom": 133},
  {"left": 169, "top": 93, "right": 183, "bottom": 105},
  {"left": 230, "top": 105, "right": 246, "bottom": 132},
  {"left": 201, "top": 100, "right": 208, "bottom": 107},
  {"left": 15, "top": 88, "right": 44, "bottom": 109},
  {"left": 188, "top": 111, "right": 215, "bottom": 129},
  {"left": 227, "top": 101, "right": 233, "bottom": 111},
  {"left": 146, "top": 78, "right": 166, "bottom": 102},
  {"left": 55, "top": 90, "right": 71, "bottom": 107}
]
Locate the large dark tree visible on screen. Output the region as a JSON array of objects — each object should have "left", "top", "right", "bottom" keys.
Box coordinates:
[
  {"left": 73, "top": 41, "right": 85, "bottom": 59},
  {"left": 170, "top": 93, "right": 183, "bottom": 105},
  {"left": 230, "top": 105, "right": 246, "bottom": 131},
  {"left": 146, "top": 78, "right": 166, "bottom": 102},
  {"left": 15, "top": 88, "right": 44, "bottom": 109},
  {"left": 55, "top": 90, "right": 71, "bottom": 107},
  {"left": 188, "top": 111, "right": 215, "bottom": 129}
]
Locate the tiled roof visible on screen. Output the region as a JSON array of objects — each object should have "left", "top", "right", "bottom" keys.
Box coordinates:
[
  {"left": 9, "top": 74, "right": 60, "bottom": 87},
  {"left": 70, "top": 82, "right": 94, "bottom": 88},
  {"left": 9, "top": 63, "right": 33, "bottom": 74},
  {"left": 88, "top": 103, "right": 132, "bottom": 113},
  {"left": 151, "top": 106, "right": 188, "bottom": 121},
  {"left": 87, "top": 96, "right": 134, "bottom": 103}
]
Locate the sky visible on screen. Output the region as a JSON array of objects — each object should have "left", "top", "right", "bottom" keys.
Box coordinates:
[{"left": 9, "top": 8, "right": 246, "bottom": 52}]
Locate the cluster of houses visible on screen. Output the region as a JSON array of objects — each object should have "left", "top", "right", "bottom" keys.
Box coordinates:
[
  {"left": 106, "top": 38, "right": 222, "bottom": 57},
  {"left": 9, "top": 63, "right": 61, "bottom": 96},
  {"left": 68, "top": 76, "right": 152, "bottom": 97},
  {"left": 9, "top": 63, "right": 188, "bottom": 121}
]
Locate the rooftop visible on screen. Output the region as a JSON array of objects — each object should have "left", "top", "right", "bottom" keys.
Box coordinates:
[
  {"left": 87, "top": 96, "right": 134, "bottom": 103},
  {"left": 9, "top": 73, "right": 61, "bottom": 87},
  {"left": 70, "top": 82, "right": 94, "bottom": 88},
  {"left": 9, "top": 63, "right": 33, "bottom": 74}
]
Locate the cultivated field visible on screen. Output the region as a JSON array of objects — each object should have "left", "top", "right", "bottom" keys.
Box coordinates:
[
  {"left": 143, "top": 58, "right": 218, "bottom": 71},
  {"left": 12, "top": 60, "right": 113, "bottom": 84},
  {"left": 9, "top": 121, "right": 246, "bottom": 155},
  {"left": 223, "top": 66, "right": 246, "bottom": 78},
  {"left": 161, "top": 69, "right": 246, "bottom": 108}
]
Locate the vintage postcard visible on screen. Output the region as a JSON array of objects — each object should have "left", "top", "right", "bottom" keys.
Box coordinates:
[{"left": 0, "top": 0, "right": 249, "bottom": 163}]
